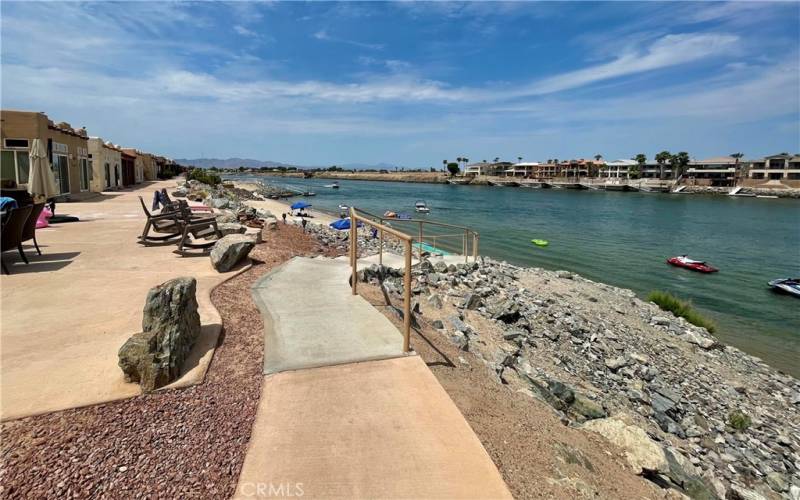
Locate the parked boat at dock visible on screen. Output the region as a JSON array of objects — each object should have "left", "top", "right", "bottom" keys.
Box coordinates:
[
  {"left": 447, "top": 177, "right": 472, "bottom": 185},
  {"left": 488, "top": 179, "right": 520, "bottom": 187}
]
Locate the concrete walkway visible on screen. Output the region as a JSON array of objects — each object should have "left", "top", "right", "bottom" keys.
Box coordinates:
[
  {"left": 241, "top": 256, "right": 511, "bottom": 498},
  {"left": 0, "top": 180, "right": 244, "bottom": 421},
  {"left": 253, "top": 258, "right": 405, "bottom": 374}
]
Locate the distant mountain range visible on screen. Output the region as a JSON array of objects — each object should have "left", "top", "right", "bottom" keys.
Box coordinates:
[
  {"left": 175, "top": 158, "right": 410, "bottom": 171},
  {"left": 174, "top": 158, "right": 299, "bottom": 169}
]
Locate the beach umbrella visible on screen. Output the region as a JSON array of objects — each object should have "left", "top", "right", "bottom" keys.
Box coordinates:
[
  {"left": 329, "top": 218, "right": 351, "bottom": 230},
  {"left": 27, "top": 138, "right": 58, "bottom": 200},
  {"left": 329, "top": 218, "right": 363, "bottom": 230},
  {"left": 291, "top": 201, "right": 311, "bottom": 210}
]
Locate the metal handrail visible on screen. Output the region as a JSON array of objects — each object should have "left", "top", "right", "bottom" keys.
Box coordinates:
[
  {"left": 349, "top": 207, "right": 413, "bottom": 352},
  {"left": 348, "top": 207, "right": 480, "bottom": 353},
  {"left": 350, "top": 207, "right": 480, "bottom": 263}
]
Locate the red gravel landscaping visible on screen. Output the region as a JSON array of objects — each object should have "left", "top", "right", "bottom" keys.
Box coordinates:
[{"left": 0, "top": 225, "right": 329, "bottom": 498}]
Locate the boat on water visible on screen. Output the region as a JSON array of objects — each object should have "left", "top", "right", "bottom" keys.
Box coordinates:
[
  {"left": 415, "top": 200, "right": 430, "bottom": 213},
  {"left": 667, "top": 256, "right": 719, "bottom": 273},
  {"left": 338, "top": 204, "right": 349, "bottom": 211},
  {"left": 447, "top": 177, "right": 472, "bottom": 185},
  {"left": 303, "top": 191, "right": 316, "bottom": 197},
  {"left": 325, "top": 182, "right": 340, "bottom": 189},
  {"left": 768, "top": 278, "right": 800, "bottom": 298},
  {"left": 531, "top": 239, "right": 549, "bottom": 247},
  {"left": 488, "top": 179, "right": 520, "bottom": 187}
]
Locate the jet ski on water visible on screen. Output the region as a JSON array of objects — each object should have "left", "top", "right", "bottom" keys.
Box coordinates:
[
  {"left": 768, "top": 278, "right": 800, "bottom": 298},
  {"left": 667, "top": 255, "right": 719, "bottom": 273}
]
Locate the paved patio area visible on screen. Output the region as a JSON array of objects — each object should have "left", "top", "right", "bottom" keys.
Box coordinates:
[
  {"left": 0, "top": 180, "right": 245, "bottom": 421},
  {"left": 253, "top": 257, "right": 405, "bottom": 374},
  {"left": 236, "top": 356, "right": 512, "bottom": 499},
  {"left": 240, "top": 254, "right": 511, "bottom": 498}
]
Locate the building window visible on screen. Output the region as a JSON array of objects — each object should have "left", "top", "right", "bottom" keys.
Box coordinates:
[
  {"left": 3, "top": 138, "right": 29, "bottom": 149},
  {"left": 0, "top": 150, "right": 30, "bottom": 186}
]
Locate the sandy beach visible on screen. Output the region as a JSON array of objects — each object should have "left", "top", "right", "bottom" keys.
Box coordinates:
[{"left": 232, "top": 181, "right": 338, "bottom": 226}]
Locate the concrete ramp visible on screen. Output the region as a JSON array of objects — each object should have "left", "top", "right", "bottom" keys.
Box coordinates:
[
  {"left": 235, "top": 356, "right": 512, "bottom": 499},
  {"left": 252, "top": 257, "right": 405, "bottom": 374}
]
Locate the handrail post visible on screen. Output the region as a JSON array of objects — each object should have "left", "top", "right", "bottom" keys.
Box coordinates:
[
  {"left": 403, "top": 239, "right": 412, "bottom": 352},
  {"left": 463, "top": 229, "right": 468, "bottom": 263},
  {"left": 473, "top": 233, "right": 479, "bottom": 262},
  {"left": 379, "top": 227, "right": 384, "bottom": 266},
  {"left": 350, "top": 208, "right": 357, "bottom": 295},
  {"left": 418, "top": 221, "right": 423, "bottom": 260}
]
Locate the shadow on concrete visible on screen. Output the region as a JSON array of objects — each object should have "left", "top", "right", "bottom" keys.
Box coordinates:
[
  {"left": 62, "top": 192, "right": 124, "bottom": 203},
  {"left": 3, "top": 251, "right": 80, "bottom": 274}
]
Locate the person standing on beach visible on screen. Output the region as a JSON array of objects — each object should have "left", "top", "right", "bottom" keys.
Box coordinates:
[
  {"left": 282, "top": 213, "right": 287, "bottom": 224},
  {"left": 301, "top": 218, "right": 308, "bottom": 233}
]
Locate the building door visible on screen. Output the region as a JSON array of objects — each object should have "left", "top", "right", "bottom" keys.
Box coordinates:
[
  {"left": 104, "top": 163, "right": 111, "bottom": 188},
  {"left": 79, "top": 158, "right": 90, "bottom": 191},
  {"left": 114, "top": 164, "right": 120, "bottom": 187},
  {"left": 52, "top": 154, "right": 70, "bottom": 194}
]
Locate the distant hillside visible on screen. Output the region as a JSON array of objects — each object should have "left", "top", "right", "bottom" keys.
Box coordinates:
[
  {"left": 175, "top": 158, "right": 412, "bottom": 171},
  {"left": 174, "top": 158, "right": 300, "bottom": 169}
]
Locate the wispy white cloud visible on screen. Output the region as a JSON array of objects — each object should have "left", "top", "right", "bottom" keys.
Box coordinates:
[
  {"left": 233, "top": 25, "right": 259, "bottom": 38},
  {"left": 313, "top": 29, "right": 384, "bottom": 50},
  {"left": 523, "top": 33, "right": 739, "bottom": 95}
]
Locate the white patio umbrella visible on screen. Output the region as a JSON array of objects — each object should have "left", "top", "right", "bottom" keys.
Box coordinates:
[{"left": 27, "top": 138, "right": 58, "bottom": 201}]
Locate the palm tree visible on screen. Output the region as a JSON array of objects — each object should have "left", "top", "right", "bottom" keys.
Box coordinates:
[
  {"left": 594, "top": 154, "right": 602, "bottom": 162},
  {"left": 518, "top": 156, "right": 523, "bottom": 163},
  {"left": 731, "top": 152, "right": 744, "bottom": 185},
  {"left": 493, "top": 157, "right": 500, "bottom": 163},
  {"left": 670, "top": 152, "right": 690, "bottom": 180},
  {"left": 655, "top": 151, "right": 672, "bottom": 180},
  {"left": 632, "top": 154, "right": 647, "bottom": 180}
]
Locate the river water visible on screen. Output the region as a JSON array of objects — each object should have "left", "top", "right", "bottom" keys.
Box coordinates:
[{"left": 232, "top": 175, "right": 800, "bottom": 376}]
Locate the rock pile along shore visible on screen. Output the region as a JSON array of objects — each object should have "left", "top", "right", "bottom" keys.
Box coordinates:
[{"left": 307, "top": 220, "right": 800, "bottom": 500}]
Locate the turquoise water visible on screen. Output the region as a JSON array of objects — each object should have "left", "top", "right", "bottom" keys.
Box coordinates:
[{"left": 233, "top": 175, "right": 800, "bottom": 376}]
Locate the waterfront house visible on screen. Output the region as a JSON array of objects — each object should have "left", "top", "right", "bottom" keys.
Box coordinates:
[
  {"left": 464, "top": 162, "right": 505, "bottom": 176},
  {"left": 601, "top": 159, "right": 638, "bottom": 179},
  {"left": 0, "top": 110, "right": 91, "bottom": 196},
  {"left": 640, "top": 162, "right": 671, "bottom": 179},
  {"left": 747, "top": 154, "right": 800, "bottom": 182},
  {"left": 87, "top": 138, "right": 122, "bottom": 191},
  {"left": 505, "top": 162, "right": 539, "bottom": 177},
  {"left": 533, "top": 161, "right": 563, "bottom": 179},
  {"left": 684, "top": 156, "right": 738, "bottom": 186},
  {"left": 558, "top": 159, "right": 603, "bottom": 179}
]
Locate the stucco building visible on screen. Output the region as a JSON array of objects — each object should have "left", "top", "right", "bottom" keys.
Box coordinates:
[
  {"left": 87, "top": 137, "right": 123, "bottom": 192},
  {"left": 0, "top": 110, "right": 91, "bottom": 196}
]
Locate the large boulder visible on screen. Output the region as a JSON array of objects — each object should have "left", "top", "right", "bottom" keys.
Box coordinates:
[
  {"left": 582, "top": 415, "right": 668, "bottom": 474},
  {"left": 208, "top": 197, "right": 229, "bottom": 209},
  {"left": 118, "top": 277, "right": 201, "bottom": 391},
  {"left": 216, "top": 222, "right": 247, "bottom": 236},
  {"left": 210, "top": 234, "right": 255, "bottom": 272}
]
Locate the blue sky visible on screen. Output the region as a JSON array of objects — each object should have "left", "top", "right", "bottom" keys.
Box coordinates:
[{"left": 2, "top": 1, "right": 798, "bottom": 167}]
